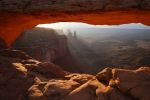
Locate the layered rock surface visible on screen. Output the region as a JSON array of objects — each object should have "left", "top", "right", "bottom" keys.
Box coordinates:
[
  {"left": 1, "top": 10, "right": 150, "bottom": 46},
  {"left": 0, "top": 48, "right": 150, "bottom": 100},
  {"left": 0, "top": 49, "right": 68, "bottom": 100},
  {"left": 0, "top": 0, "right": 150, "bottom": 12}
]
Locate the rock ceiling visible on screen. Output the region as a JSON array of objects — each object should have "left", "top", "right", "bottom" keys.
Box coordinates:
[
  {"left": 0, "top": 0, "right": 150, "bottom": 46},
  {"left": 0, "top": 10, "right": 150, "bottom": 46}
]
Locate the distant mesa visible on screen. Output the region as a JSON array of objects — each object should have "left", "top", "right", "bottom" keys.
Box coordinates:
[{"left": 12, "top": 27, "right": 69, "bottom": 63}]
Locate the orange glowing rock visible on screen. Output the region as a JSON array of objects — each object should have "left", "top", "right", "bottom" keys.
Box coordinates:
[{"left": 0, "top": 9, "right": 150, "bottom": 46}]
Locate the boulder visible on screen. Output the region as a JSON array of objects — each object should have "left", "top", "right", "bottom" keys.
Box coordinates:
[
  {"left": 96, "top": 68, "right": 112, "bottom": 85},
  {"left": 97, "top": 86, "right": 132, "bottom": 100},
  {"left": 110, "top": 67, "right": 150, "bottom": 100},
  {"left": 0, "top": 48, "right": 150, "bottom": 100},
  {"left": 0, "top": 49, "right": 69, "bottom": 100},
  {"left": 65, "top": 73, "right": 94, "bottom": 84},
  {"left": 28, "top": 79, "right": 80, "bottom": 100},
  {"left": 96, "top": 67, "right": 150, "bottom": 100},
  {"left": 64, "top": 79, "right": 105, "bottom": 100},
  {"left": 27, "top": 62, "right": 68, "bottom": 78},
  {"left": 0, "top": 50, "right": 34, "bottom": 100}
]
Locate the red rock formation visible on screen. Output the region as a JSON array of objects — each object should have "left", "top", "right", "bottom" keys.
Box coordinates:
[
  {"left": 96, "top": 67, "right": 150, "bottom": 100},
  {"left": 0, "top": 48, "right": 150, "bottom": 100},
  {"left": 0, "top": 1, "right": 150, "bottom": 99},
  {"left": 0, "top": 10, "right": 150, "bottom": 46}
]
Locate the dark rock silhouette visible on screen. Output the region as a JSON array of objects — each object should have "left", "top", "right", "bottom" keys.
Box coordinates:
[
  {"left": 0, "top": 0, "right": 150, "bottom": 12},
  {"left": 0, "top": 49, "right": 68, "bottom": 100},
  {"left": 13, "top": 27, "right": 69, "bottom": 63},
  {"left": 12, "top": 28, "right": 86, "bottom": 73},
  {"left": 0, "top": 37, "right": 7, "bottom": 49}
]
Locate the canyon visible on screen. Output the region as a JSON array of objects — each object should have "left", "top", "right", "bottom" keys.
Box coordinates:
[
  {"left": 11, "top": 23, "right": 150, "bottom": 74},
  {"left": 12, "top": 27, "right": 85, "bottom": 73},
  {"left": 0, "top": 38, "right": 150, "bottom": 100},
  {"left": 0, "top": 0, "right": 150, "bottom": 100}
]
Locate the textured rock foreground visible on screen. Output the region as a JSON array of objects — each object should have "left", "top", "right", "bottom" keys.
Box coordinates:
[
  {"left": 1, "top": 49, "right": 150, "bottom": 100},
  {"left": 0, "top": 38, "right": 150, "bottom": 100}
]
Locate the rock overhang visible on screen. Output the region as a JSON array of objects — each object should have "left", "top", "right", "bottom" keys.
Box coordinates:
[{"left": 0, "top": 9, "right": 150, "bottom": 46}]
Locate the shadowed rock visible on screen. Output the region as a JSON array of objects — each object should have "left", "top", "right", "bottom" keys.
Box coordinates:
[
  {"left": 0, "top": 37, "right": 7, "bottom": 49},
  {"left": 0, "top": 49, "right": 68, "bottom": 100},
  {"left": 0, "top": 0, "right": 150, "bottom": 12},
  {"left": 0, "top": 48, "right": 150, "bottom": 100},
  {"left": 13, "top": 27, "right": 69, "bottom": 63}
]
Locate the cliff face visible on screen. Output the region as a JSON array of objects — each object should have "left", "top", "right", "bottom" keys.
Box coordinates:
[
  {"left": 0, "top": 48, "right": 150, "bottom": 100},
  {"left": 0, "top": 0, "right": 150, "bottom": 12},
  {"left": 13, "top": 27, "right": 69, "bottom": 63}
]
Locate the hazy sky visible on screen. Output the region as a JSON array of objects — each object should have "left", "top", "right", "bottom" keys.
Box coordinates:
[
  {"left": 36, "top": 22, "right": 150, "bottom": 37},
  {"left": 37, "top": 22, "right": 150, "bottom": 29}
]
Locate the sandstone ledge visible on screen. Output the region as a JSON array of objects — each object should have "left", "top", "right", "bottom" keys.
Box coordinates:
[{"left": 0, "top": 48, "right": 150, "bottom": 100}]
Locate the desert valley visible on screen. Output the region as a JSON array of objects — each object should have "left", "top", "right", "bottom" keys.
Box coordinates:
[{"left": 0, "top": 0, "right": 150, "bottom": 100}]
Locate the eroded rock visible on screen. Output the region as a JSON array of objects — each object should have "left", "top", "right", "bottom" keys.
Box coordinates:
[
  {"left": 0, "top": 48, "right": 150, "bottom": 100},
  {"left": 110, "top": 67, "right": 150, "bottom": 100},
  {"left": 0, "top": 49, "right": 68, "bottom": 100},
  {"left": 28, "top": 79, "right": 80, "bottom": 100},
  {"left": 65, "top": 73, "right": 94, "bottom": 84},
  {"left": 96, "top": 67, "right": 150, "bottom": 100}
]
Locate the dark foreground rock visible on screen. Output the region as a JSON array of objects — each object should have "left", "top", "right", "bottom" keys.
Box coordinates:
[
  {"left": 0, "top": 0, "right": 150, "bottom": 12},
  {"left": 0, "top": 49, "right": 150, "bottom": 100},
  {"left": 0, "top": 37, "right": 7, "bottom": 49},
  {"left": 96, "top": 67, "right": 150, "bottom": 100},
  {"left": 0, "top": 49, "right": 68, "bottom": 100}
]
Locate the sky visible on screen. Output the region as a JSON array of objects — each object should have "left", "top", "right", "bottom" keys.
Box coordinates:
[
  {"left": 36, "top": 22, "right": 150, "bottom": 37},
  {"left": 36, "top": 22, "right": 150, "bottom": 29}
]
